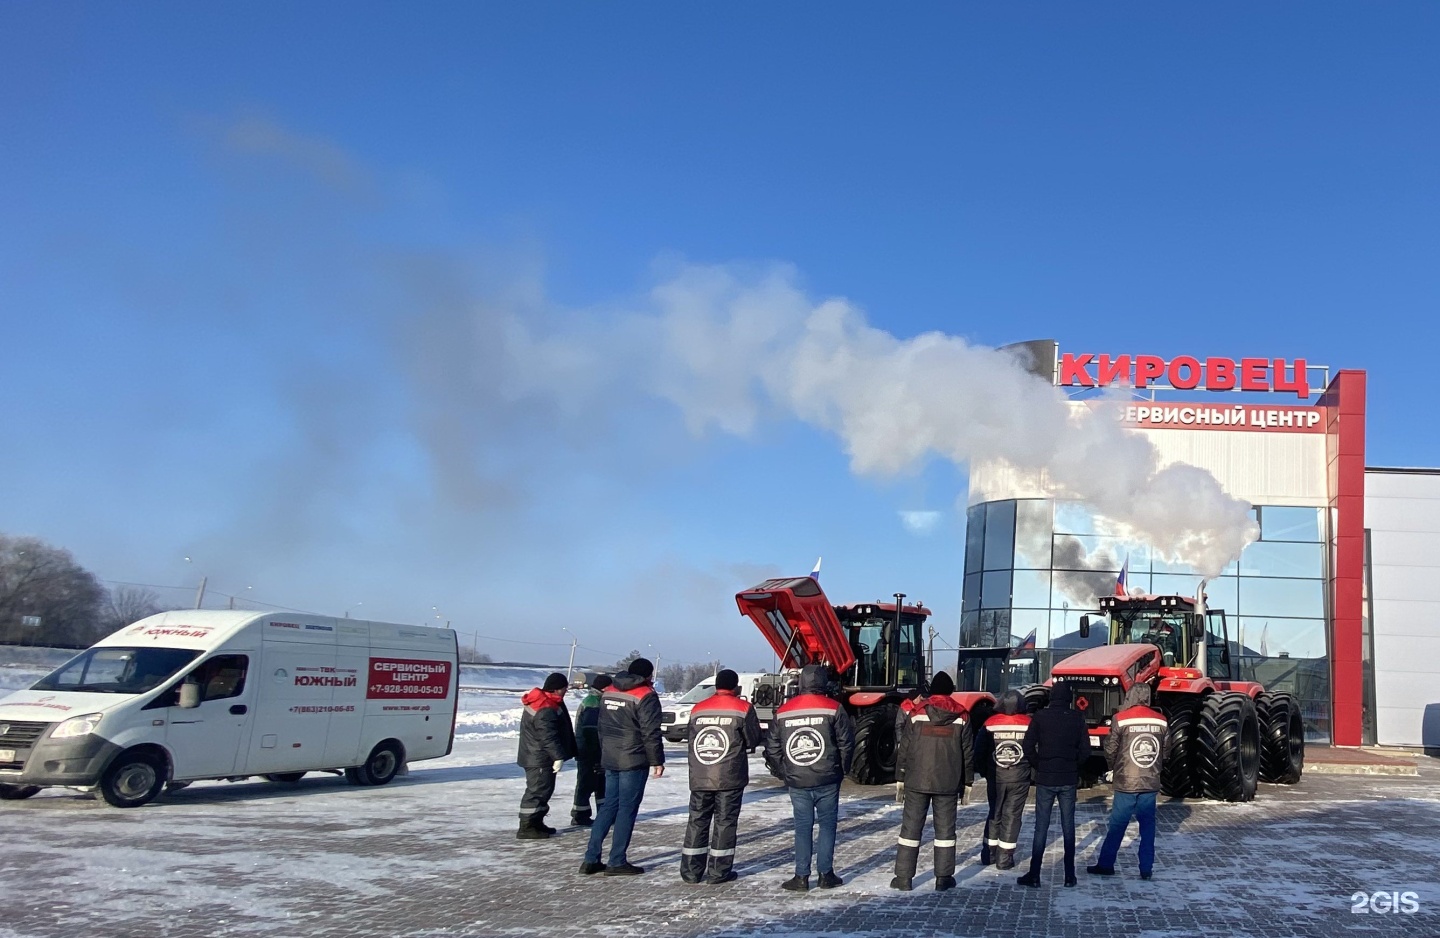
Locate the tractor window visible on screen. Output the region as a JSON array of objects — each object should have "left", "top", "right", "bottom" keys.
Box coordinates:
[
  {"left": 850, "top": 621, "right": 887, "bottom": 687},
  {"left": 1205, "top": 610, "right": 1232, "bottom": 681},
  {"left": 1112, "top": 613, "right": 1187, "bottom": 668},
  {"left": 896, "top": 618, "right": 924, "bottom": 689}
]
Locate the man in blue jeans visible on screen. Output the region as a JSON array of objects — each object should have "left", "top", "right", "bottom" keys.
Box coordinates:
[
  {"left": 764, "top": 665, "right": 855, "bottom": 892},
  {"left": 580, "top": 658, "right": 664, "bottom": 876},
  {"left": 1017, "top": 682, "right": 1090, "bottom": 888},
  {"left": 1089, "top": 684, "right": 1170, "bottom": 880}
]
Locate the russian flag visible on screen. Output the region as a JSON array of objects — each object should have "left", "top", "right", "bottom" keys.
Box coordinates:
[
  {"left": 810, "top": 557, "right": 822, "bottom": 580},
  {"left": 1114, "top": 556, "right": 1129, "bottom": 598},
  {"left": 1014, "top": 629, "right": 1036, "bottom": 651}
]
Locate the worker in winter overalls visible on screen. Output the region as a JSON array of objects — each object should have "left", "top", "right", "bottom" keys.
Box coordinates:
[
  {"left": 516, "top": 672, "right": 577, "bottom": 839},
  {"left": 680, "top": 669, "right": 763, "bottom": 884},
  {"left": 890, "top": 671, "right": 974, "bottom": 892},
  {"left": 571, "top": 674, "right": 611, "bottom": 826},
  {"left": 980, "top": 689, "right": 1032, "bottom": 870}
]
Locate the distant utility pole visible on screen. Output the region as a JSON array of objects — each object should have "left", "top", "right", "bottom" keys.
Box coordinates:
[{"left": 194, "top": 577, "right": 208, "bottom": 610}]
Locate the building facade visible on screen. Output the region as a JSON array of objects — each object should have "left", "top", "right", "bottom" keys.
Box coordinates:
[{"left": 963, "top": 344, "right": 1378, "bottom": 746}]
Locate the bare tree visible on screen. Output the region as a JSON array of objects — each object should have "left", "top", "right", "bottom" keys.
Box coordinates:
[
  {"left": 0, "top": 535, "right": 108, "bottom": 647},
  {"left": 102, "top": 585, "right": 167, "bottom": 633}
]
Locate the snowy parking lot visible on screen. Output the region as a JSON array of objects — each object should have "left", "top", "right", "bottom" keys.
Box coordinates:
[{"left": 4, "top": 673, "right": 1440, "bottom": 937}]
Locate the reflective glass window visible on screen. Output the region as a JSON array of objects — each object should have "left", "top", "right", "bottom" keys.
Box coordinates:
[
  {"left": 1014, "top": 500, "right": 1053, "bottom": 568},
  {"left": 1151, "top": 573, "right": 1209, "bottom": 600},
  {"left": 1052, "top": 534, "right": 1125, "bottom": 571},
  {"left": 964, "top": 505, "right": 985, "bottom": 575},
  {"left": 1154, "top": 554, "right": 1237, "bottom": 577},
  {"left": 1238, "top": 577, "right": 1325, "bottom": 619},
  {"left": 1054, "top": 501, "right": 1101, "bottom": 536},
  {"left": 1009, "top": 608, "right": 1049, "bottom": 647},
  {"left": 1235, "top": 617, "right": 1328, "bottom": 660},
  {"left": 979, "top": 609, "right": 1011, "bottom": 646},
  {"left": 1260, "top": 506, "right": 1323, "bottom": 543},
  {"left": 1012, "top": 569, "right": 1051, "bottom": 608},
  {"left": 982, "top": 501, "right": 1016, "bottom": 571},
  {"left": 962, "top": 573, "right": 981, "bottom": 612},
  {"left": 959, "top": 610, "right": 982, "bottom": 646},
  {"left": 981, "top": 570, "right": 1012, "bottom": 610},
  {"left": 1198, "top": 576, "right": 1239, "bottom": 616},
  {"left": 1239, "top": 541, "right": 1325, "bottom": 579},
  {"left": 1051, "top": 568, "right": 1113, "bottom": 611}
]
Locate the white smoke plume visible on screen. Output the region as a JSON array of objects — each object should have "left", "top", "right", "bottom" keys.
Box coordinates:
[{"left": 496, "top": 262, "right": 1258, "bottom": 576}]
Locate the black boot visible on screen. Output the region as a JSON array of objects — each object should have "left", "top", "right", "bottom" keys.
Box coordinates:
[
  {"left": 516, "top": 818, "right": 551, "bottom": 840},
  {"left": 1016, "top": 871, "right": 1040, "bottom": 888},
  {"left": 980, "top": 843, "right": 992, "bottom": 865},
  {"left": 995, "top": 848, "right": 1015, "bottom": 871},
  {"left": 889, "top": 876, "right": 913, "bottom": 891},
  {"left": 935, "top": 875, "right": 957, "bottom": 891}
]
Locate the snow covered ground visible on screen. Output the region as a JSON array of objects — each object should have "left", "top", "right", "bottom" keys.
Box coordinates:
[{"left": 4, "top": 657, "right": 1440, "bottom": 937}]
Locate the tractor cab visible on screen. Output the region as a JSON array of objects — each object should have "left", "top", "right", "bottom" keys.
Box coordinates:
[
  {"left": 835, "top": 603, "right": 928, "bottom": 692},
  {"left": 1084, "top": 594, "right": 1235, "bottom": 682}
]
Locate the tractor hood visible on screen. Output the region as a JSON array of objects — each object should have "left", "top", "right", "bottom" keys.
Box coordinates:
[
  {"left": 736, "top": 577, "right": 855, "bottom": 674},
  {"left": 1050, "top": 643, "right": 1162, "bottom": 689}
]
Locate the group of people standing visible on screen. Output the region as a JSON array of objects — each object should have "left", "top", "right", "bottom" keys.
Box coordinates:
[{"left": 516, "top": 658, "right": 1170, "bottom": 890}]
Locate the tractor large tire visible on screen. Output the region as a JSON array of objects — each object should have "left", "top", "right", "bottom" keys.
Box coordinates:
[
  {"left": 1022, "top": 685, "right": 1050, "bottom": 714},
  {"left": 1196, "top": 693, "right": 1261, "bottom": 803},
  {"left": 1256, "top": 692, "right": 1305, "bottom": 784},
  {"left": 1158, "top": 697, "right": 1204, "bottom": 799},
  {"left": 850, "top": 703, "right": 899, "bottom": 785}
]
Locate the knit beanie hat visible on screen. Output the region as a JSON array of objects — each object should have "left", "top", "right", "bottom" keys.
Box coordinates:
[
  {"left": 542, "top": 672, "right": 568, "bottom": 693},
  {"left": 628, "top": 657, "right": 655, "bottom": 679},
  {"left": 715, "top": 669, "right": 739, "bottom": 691},
  {"left": 929, "top": 672, "right": 955, "bottom": 696}
]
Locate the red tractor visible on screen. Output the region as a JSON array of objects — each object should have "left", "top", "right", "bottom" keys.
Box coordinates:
[
  {"left": 736, "top": 575, "right": 996, "bottom": 784},
  {"left": 1032, "top": 592, "right": 1305, "bottom": 801}
]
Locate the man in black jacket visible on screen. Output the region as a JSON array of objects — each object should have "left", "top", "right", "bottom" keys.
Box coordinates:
[
  {"left": 571, "top": 674, "right": 611, "bottom": 826},
  {"left": 1088, "top": 683, "right": 1170, "bottom": 879},
  {"left": 580, "top": 658, "right": 664, "bottom": 876},
  {"left": 516, "top": 672, "right": 577, "bottom": 839},
  {"left": 890, "top": 671, "right": 973, "bottom": 892},
  {"left": 764, "top": 664, "right": 855, "bottom": 892},
  {"left": 681, "top": 669, "right": 763, "bottom": 885},
  {"left": 979, "top": 689, "right": 1032, "bottom": 871},
  {"left": 1017, "top": 682, "right": 1090, "bottom": 887}
]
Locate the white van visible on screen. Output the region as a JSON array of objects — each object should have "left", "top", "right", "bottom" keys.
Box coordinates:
[
  {"left": 0, "top": 610, "right": 458, "bottom": 807},
  {"left": 661, "top": 672, "right": 777, "bottom": 743}
]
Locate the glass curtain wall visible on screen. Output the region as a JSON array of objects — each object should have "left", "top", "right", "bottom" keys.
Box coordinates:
[{"left": 962, "top": 498, "right": 1332, "bottom": 742}]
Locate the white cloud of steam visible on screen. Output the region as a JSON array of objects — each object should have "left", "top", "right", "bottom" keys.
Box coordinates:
[
  {"left": 898, "top": 511, "right": 943, "bottom": 536},
  {"left": 493, "top": 263, "right": 1257, "bottom": 576}
]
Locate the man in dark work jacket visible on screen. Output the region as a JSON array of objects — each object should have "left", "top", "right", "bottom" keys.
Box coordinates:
[{"left": 1017, "top": 682, "right": 1089, "bottom": 888}]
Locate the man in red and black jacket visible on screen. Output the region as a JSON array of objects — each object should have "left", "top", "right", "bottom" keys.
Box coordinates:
[
  {"left": 1088, "top": 683, "right": 1171, "bottom": 880},
  {"left": 580, "top": 657, "right": 664, "bottom": 876},
  {"left": 764, "top": 664, "right": 855, "bottom": 892},
  {"left": 890, "top": 671, "right": 974, "bottom": 892},
  {"left": 681, "top": 669, "right": 763, "bottom": 885},
  {"left": 516, "top": 672, "right": 577, "bottom": 839},
  {"left": 978, "top": 689, "right": 1032, "bottom": 870}
]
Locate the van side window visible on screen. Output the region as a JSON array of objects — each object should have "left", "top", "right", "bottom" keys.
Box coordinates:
[{"left": 193, "top": 655, "right": 250, "bottom": 701}]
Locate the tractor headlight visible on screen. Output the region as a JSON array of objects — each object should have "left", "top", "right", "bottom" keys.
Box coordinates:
[{"left": 51, "top": 712, "right": 104, "bottom": 739}]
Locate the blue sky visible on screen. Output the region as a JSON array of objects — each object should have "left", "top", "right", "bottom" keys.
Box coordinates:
[{"left": 2, "top": 3, "right": 1437, "bottom": 670}]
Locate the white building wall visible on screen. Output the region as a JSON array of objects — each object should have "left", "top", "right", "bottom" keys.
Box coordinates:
[
  {"left": 1365, "top": 469, "right": 1440, "bottom": 749},
  {"left": 971, "top": 405, "right": 1328, "bottom": 507}
]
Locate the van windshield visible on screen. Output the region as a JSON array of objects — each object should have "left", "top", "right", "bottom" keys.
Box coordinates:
[
  {"left": 31, "top": 647, "right": 202, "bottom": 695},
  {"left": 677, "top": 682, "right": 715, "bottom": 704}
]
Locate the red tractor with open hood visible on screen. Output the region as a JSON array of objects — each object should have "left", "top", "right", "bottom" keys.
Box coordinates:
[
  {"left": 736, "top": 574, "right": 996, "bottom": 785},
  {"left": 1031, "top": 591, "right": 1305, "bottom": 801}
]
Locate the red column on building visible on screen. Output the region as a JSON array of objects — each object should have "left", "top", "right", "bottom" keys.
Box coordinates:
[{"left": 1320, "top": 370, "right": 1366, "bottom": 746}]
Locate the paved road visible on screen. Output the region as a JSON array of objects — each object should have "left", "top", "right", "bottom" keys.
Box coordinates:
[{"left": 4, "top": 744, "right": 1439, "bottom": 938}]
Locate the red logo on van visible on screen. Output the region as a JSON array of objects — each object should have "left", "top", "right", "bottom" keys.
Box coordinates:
[{"left": 366, "top": 658, "right": 452, "bottom": 699}]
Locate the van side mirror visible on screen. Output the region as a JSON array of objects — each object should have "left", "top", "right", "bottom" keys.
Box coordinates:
[
  {"left": 1079, "top": 615, "right": 1091, "bottom": 639},
  {"left": 179, "top": 680, "right": 201, "bottom": 709}
]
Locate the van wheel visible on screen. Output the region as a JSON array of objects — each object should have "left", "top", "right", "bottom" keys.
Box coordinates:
[
  {"left": 100, "top": 750, "right": 166, "bottom": 808},
  {"left": 344, "top": 766, "right": 369, "bottom": 786},
  {"left": 0, "top": 784, "right": 41, "bottom": 800},
  {"left": 264, "top": 772, "right": 307, "bottom": 783},
  {"left": 360, "top": 741, "right": 403, "bottom": 786}
]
